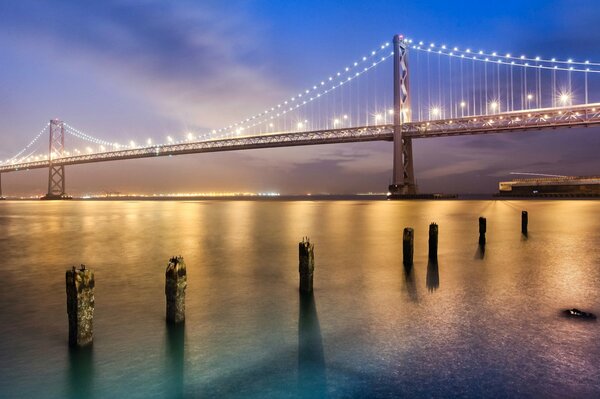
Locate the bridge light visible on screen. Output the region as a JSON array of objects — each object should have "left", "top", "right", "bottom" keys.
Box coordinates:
[
  {"left": 129, "top": 141, "right": 135, "bottom": 148},
  {"left": 187, "top": 133, "right": 194, "bottom": 141},
  {"left": 374, "top": 114, "right": 382, "bottom": 121},
  {"left": 146, "top": 138, "right": 152, "bottom": 145},
  {"left": 333, "top": 118, "right": 340, "bottom": 125},
  {"left": 343, "top": 114, "right": 348, "bottom": 119},
  {"left": 388, "top": 109, "right": 394, "bottom": 115},
  {"left": 527, "top": 94, "right": 533, "bottom": 100},
  {"left": 297, "top": 122, "right": 304, "bottom": 129},
  {"left": 559, "top": 92, "right": 571, "bottom": 105},
  {"left": 269, "top": 123, "right": 274, "bottom": 128},
  {"left": 167, "top": 136, "right": 173, "bottom": 143},
  {"left": 430, "top": 107, "right": 440, "bottom": 117},
  {"left": 460, "top": 101, "right": 466, "bottom": 108},
  {"left": 490, "top": 101, "right": 499, "bottom": 111}
]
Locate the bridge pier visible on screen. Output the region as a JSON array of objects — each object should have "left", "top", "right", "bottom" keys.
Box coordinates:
[
  {"left": 388, "top": 34, "right": 417, "bottom": 197},
  {"left": 41, "top": 119, "right": 70, "bottom": 200}
]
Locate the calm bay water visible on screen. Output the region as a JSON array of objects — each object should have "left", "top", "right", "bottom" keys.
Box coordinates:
[{"left": 0, "top": 199, "right": 599, "bottom": 398}]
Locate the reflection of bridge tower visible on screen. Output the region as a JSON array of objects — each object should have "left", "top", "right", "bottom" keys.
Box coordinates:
[
  {"left": 42, "top": 119, "right": 69, "bottom": 200},
  {"left": 389, "top": 34, "right": 417, "bottom": 196}
]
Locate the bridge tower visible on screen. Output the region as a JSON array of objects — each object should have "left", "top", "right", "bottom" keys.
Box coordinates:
[
  {"left": 388, "top": 34, "right": 417, "bottom": 196},
  {"left": 41, "top": 119, "right": 69, "bottom": 200}
]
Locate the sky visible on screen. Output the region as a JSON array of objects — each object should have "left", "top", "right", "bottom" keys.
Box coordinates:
[{"left": 1, "top": 0, "right": 599, "bottom": 195}]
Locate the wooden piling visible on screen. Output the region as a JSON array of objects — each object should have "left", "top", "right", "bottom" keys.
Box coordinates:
[
  {"left": 428, "top": 223, "right": 438, "bottom": 260},
  {"left": 165, "top": 256, "right": 187, "bottom": 324},
  {"left": 479, "top": 217, "right": 487, "bottom": 246},
  {"left": 521, "top": 211, "right": 528, "bottom": 235},
  {"left": 299, "top": 238, "right": 315, "bottom": 293},
  {"left": 66, "top": 264, "right": 94, "bottom": 347},
  {"left": 403, "top": 228, "right": 414, "bottom": 266}
]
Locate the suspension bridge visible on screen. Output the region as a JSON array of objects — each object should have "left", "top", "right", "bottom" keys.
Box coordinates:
[{"left": 1, "top": 34, "right": 599, "bottom": 199}]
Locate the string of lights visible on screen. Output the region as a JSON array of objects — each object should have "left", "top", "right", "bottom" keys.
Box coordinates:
[
  {"left": 210, "top": 42, "right": 393, "bottom": 137},
  {"left": 64, "top": 124, "right": 117, "bottom": 147},
  {"left": 226, "top": 52, "right": 394, "bottom": 136},
  {"left": 2, "top": 123, "right": 49, "bottom": 164},
  {"left": 408, "top": 40, "right": 599, "bottom": 72}
]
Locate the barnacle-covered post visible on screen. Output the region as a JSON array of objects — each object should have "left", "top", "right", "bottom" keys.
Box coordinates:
[
  {"left": 299, "top": 238, "right": 315, "bottom": 293},
  {"left": 66, "top": 264, "right": 95, "bottom": 347},
  {"left": 165, "top": 256, "right": 187, "bottom": 324},
  {"left": 403, "top": 227, "right": 414, "bottom": 266},
  {"left": 428, "top": 223, "right": 438, "bottom": 260},
  {"left": 479, "top": 217, "right": 487, "bottom": 246}
]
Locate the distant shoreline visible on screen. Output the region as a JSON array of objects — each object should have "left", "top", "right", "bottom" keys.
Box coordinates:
[{"left": 2, "top": 194, "right": 599, "bottom": 201}]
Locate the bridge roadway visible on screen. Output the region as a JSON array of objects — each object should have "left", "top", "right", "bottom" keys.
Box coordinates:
[{"left": 1, "top": 103, "right": 599, "bottom": 174}]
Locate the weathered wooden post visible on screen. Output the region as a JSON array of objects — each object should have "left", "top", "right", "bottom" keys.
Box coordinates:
[
  {"left": 66, "top": 264, "right": 94, "bottom": 347},
  {"left": 521, "top": 211, "right": 528, "bottom": 235},
  {"left": 403, "top": 228, "right": 414, "bottom": 267},
  {"left": 428, "top": 223, "right": 438, "bottom": 260},
  {"left": 165, "top": 256, "right": 187, "bottom": 324},
  {"left": 299, "top": 238, "right": 315, "bottom": 293},
  {"left": 479, "top": 217, "right": 487, "bottom": 246}
]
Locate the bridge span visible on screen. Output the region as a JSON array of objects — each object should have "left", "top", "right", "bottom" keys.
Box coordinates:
[{"left": 1, "top": 103, "right": 599, "bottom": 175}]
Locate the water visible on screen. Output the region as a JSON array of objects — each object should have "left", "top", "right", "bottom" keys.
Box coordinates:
[{"left": 0, "top": 200, "right": 598, "bottom": 398}]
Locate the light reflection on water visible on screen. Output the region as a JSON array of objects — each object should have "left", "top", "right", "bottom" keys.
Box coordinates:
[{"left": 0, "top": 200, "right": 598, "bottom": 398}]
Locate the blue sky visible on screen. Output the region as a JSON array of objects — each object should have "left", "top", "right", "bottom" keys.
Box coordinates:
[{"left": 0, "top": 0, "right": 599, "bottom": 195}]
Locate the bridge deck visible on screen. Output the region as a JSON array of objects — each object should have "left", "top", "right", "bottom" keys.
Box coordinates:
[{"left": 1, "top": 103, "right": 599, "bottom": 174}]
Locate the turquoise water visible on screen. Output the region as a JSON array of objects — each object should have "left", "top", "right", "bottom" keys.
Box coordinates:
[{"left": 0, "top": 200, "right": 598, "bottom": 398}]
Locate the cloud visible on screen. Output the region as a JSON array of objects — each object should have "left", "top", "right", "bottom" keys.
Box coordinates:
[{"left": 0, "top": 0, "right": 287, "bottom": 128}]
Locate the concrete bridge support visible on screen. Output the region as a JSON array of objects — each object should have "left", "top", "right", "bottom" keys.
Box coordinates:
[
  {"left": 41, "top": 119, "right": 69, "bottom": 200},
  {"left": 389, "top": 34, "right": 417, "bottom": 196}
]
